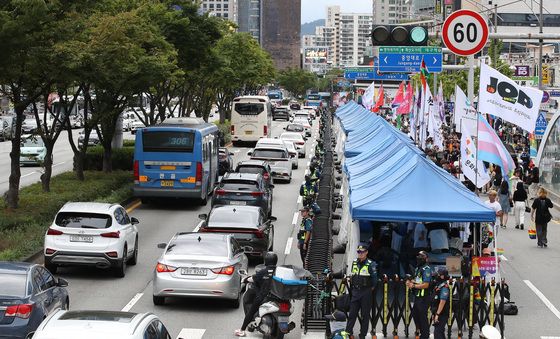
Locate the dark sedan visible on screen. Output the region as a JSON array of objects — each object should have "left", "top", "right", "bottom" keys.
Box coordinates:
[
  {"left": 211, "top": 172, "right": 274, "bottom": 217},
  {"left": 272, "top": 107, "right": 290, "bottom": 121},
  {"left": 234, "top": 160, "right": 273, "bottom": 189},
  {"left": 0, "top": 262, "right": 69, "bottom": 339},
  {"left": 198, "top": 205, "right": 276, "bottom": 258}
]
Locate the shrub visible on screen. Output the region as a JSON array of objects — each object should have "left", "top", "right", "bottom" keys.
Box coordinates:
[
  {"left": 83, "top": 146, "right": 134, "bottom": 171},
  {"left": 123, "top": 139, "right": 135, "bottom": 147},
  {"left": 214, "top": 120, "right": 231, "bottom": 146},
  {"left": 0, "top": 171, "right": 133, "bottom": 261}
]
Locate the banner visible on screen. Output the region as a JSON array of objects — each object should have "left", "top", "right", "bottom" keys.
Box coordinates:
[
  {"left": 454, "top": 85, "right": 477, "bottom": 132},
  {"left": 461, "top": 123, "right": 491, "bottom": 188},
  {"left": 471, "top": 256, "right": 499, "bottom": 279},
  {"left": 478, "top": 63, "right": 543, "bottom": 132},
  {"left": 303, "top": 48, "right": 328, "bottom": 64},
  {"left": 362, "top": 82, "right": 375, "bottom": 110}
]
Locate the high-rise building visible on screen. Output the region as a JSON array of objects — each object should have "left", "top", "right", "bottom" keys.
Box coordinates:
[
  {"left": 199, "top": 0, "right": 238, "bottom": 23},
  {"left": 373, "top": 0, "right": 412, "bottom": 25},
  {"left": 337, "top": 12, "right": 373, "bottom": 67},
  {"left": 261, "top": 0, "right": 301, "bottom": 70},
  {"left": 237, "top": 0, "right": 262, "bottom": 43},
  {"left": 302, "top": 25, "right": 336, "bottom": 74}
]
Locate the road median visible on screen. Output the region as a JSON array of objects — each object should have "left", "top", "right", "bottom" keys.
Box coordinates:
[{"left": 0, "top": 170, "right": 133, "bottom": 261}]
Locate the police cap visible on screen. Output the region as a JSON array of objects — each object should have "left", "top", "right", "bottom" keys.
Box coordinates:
[{"left": 357, "top": 242, "right": 369, "bottom": 252}]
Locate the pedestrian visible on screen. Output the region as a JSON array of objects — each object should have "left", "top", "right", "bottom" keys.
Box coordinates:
[
  {"left": 513, "top": 182, "right": 528, "bottom": 230},
  {"left": 406, "top": 251, "right": 432, "bottom": 339},
  {"left": 529, "top": 166, "right": 540, "bottom": 199},
  {"left": 431, "top": 268, "right": 450, "bottom": 339},
  {"left": 485, "top": 190, "right": 503, "bottom": 228},
  {"left": 345, "top": 243, "right": 377, "bottom": 339},
  {"left": 497, "top": 180, "right": 510, "bottom": 228},
  {"left": 297, "top": 207, "right": 313, "bottom": 264},
  {"left": 531, "top": 188, "right": 553, "bottom": 248},
  {"left": 492, "top": 166, "right": 502, "bottom": 191}
]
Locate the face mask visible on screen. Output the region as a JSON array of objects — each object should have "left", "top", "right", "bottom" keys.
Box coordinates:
[{"left": 416, "top": 256, "right": 426, "bottom": 266}]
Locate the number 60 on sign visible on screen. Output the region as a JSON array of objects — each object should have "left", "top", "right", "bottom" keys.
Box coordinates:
[{"left": 442, "top": 10, "right": 489, "bottom": 56}]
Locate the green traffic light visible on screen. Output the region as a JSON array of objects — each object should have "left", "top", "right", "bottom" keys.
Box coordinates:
[{"left": 410, "top": 26, "right": 427, "bottom": 44}]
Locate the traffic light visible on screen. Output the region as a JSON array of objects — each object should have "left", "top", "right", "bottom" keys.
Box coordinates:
[{"left": 371, "top": 25, "right": 428, "bottom": 46}]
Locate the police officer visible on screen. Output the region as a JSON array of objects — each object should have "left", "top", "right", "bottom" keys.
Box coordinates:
[
  {"left": 234, "top": 252, "right": 278, "bottom": 337},
  {"left": 297, "top": 207, "right": 313, "bottom": 264},
  {"left": 345, "top": 243, "right": 377, "bottom": 339},
  {"left": 300, "top": 175, "right": 318, "bottom": 203},
  {"left": 431, "top": 268, "right": 450, "bottom": 339},
  {"left": 406, "top": 251, "right": 432, "bottom": 339}
]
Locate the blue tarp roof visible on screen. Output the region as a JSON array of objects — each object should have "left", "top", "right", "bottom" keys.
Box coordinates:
[{"left": 334, "top": 102, "right": 496, "bottom": 223}]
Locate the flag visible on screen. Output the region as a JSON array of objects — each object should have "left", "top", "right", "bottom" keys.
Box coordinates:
[
  {"left": 392, "top": 81, "right": 405, "bottom": 106},
  {"left": 373, "top": 85, "right": 384, "bottom": 113},
  {"left": 477, "top": 114, "right": 516, "bottom": 177},
  {"left": 420, "top": 84, "right": 433, "bottom": 149},
  {"left": 437, "top": 81, "right": 445, "bottom": 124},
  {"left": 454, "top": 85, "right": 477, "bottom": 132},
  {"left": 362, "top": 81, "right": 375, "bottom": 110},
  {"left": 397, "top": 82, "right": 413, "bottom": 115},
  {"left": 478, "top": 63, "right": 543, "bottom": 132},
  {"left": 420, "top": 58, "right": 428, "bottom": 90},
  {"left": 461, "top": 123, "right": 491, "bottom": 188}
]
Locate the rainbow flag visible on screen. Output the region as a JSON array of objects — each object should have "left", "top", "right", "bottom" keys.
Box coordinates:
[{"left": 477, "top": 114, "right": 515, "bottom": 178}]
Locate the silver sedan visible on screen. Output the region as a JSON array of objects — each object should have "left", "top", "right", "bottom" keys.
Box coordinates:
[{"left": 153, "top": 232, "right": 248, "bottom": 308}]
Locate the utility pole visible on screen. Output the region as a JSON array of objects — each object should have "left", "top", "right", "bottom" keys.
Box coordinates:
[{"left": 538, "top": 0, "right": 544, "bottom": 89}]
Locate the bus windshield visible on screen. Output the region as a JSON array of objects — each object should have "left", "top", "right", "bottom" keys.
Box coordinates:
[
  {"left": 142, "top": 131, "right": 195, "bottom": 152},
  {"left": 234, "top": 103, "right": 264, "bottom": 116},
  {"left": 268, "top": 93, "right": 281, "bottom": 99},
  {"left": 307, "top": 94, "right": 320, "bottom": 100}
]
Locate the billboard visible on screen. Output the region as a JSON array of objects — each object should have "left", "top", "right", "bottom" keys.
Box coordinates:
[{"left": 304, "top": 48, "right": 328, "bottom": 64}]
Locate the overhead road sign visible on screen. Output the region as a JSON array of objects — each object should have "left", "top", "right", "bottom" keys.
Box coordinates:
[
  {"left": 442, "top": 10, "right": 489, "bottom": 56},
  {"left": 344, "top": 66, "right": 409, "bottom": 81},
  {"left": 378, "top": 46, "right": 443, "bottom": 73}
]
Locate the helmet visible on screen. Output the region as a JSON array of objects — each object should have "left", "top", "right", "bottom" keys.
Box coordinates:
[{"left": 264, "top": 252, "right": 278, "bottom": 266}]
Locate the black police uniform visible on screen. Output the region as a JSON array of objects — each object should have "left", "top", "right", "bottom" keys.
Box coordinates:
[
  {"left": 411, "top": 264, "right": 432, "bottom": 339},
  {"left": 345, "top": 258, "right": 377, "bottom": 339},
  {"left": 431, "top": 280, "right": 450, "bottom": 339}
]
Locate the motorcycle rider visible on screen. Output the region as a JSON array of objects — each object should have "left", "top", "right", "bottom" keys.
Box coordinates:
[{"left": 234, "top": 252, "right": 278, "bottom": 337}]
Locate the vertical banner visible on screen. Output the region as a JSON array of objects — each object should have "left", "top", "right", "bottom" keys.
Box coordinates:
[{"left": 454, "top": 85, "right": 478, "bottom": 132}]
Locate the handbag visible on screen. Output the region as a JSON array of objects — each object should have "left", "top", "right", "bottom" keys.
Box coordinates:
[{"left": 528, "top": 222, "right": 537, "bottom": 240}]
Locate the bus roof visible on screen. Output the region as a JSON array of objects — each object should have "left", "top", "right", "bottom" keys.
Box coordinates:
[
  {"left": 233, "top": 96, "right": 270, "bottom": 102},
  {"left": 146, "top": 117, "right": 218, "bottom": 134}
]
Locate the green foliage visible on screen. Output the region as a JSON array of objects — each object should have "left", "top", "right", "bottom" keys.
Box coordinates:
[
  {"left": 277, "top": 68, "right": 317, "bottom": 98},
  {"left": 0, "top": 171, "right": 132, "bottom": 260},
  {"left": 83, "top": 146, "right": 135, "bottom": 171},
  {"left": 214, "top": 120, "right": 231, "bottom": 145}
]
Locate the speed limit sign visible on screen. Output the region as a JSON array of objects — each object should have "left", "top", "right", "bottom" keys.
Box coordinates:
[{"left": 442, "top": 10, "right": 489, "bottom": 56}]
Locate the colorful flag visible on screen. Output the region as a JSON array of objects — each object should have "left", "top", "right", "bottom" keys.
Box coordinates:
[
  {"left": 420, "top": 58, "right": 428, "bottom": 90},
  {"left": 461, "top": 123, "right": 491, "bottom": 188},
  {"left": 361, "top": 81, "right": 375, "bottom": 110},
  {"left": 373, "top": 85, "right": 384, "bottom": 113},
  {"left": 397, "top": 82, "right": 413, "bottom": 115},
  {"left": 454, "top": 85, "right": 477, "bottom": 132},
  {"left": 477, "top": 114, "right": 516, "bottom": 177},
  {"left": 392, "top": 81, "right": 405, "bottom": 106}
]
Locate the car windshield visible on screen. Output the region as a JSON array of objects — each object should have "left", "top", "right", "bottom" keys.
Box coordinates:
[
  {"left": 55, "top": 212, "right": 112, "bottom": 229},
  {"left": 166, "top": 240, "right": 228, "bottom": 256},
  {"left": 21, "top": 138, "right": 44, "bottom": 147},
  {"left": 0, "top": 274, "right": 27, "bottom": 297},
  {"left": 208, "top": 208, "right": 259, "bottom": 228},
  {"left": 252, "top": 149, "right": 287, "bottom": 159},
  {"left": 221, "top": 181, "right": 259, "bottom": 191},
  {"left": 286, "top": 125, "right": 304, "bottom": 132},
  {"left": 59, "top": 311, "right": 135, "bottom": 322},
  {"left": 237, "top": 166, "right": 265, "bottom": 175}
]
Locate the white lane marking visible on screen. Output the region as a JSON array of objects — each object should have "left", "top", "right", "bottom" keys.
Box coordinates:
[
  {"left": 177, "top": 328, "right": 206, "bottom": 339},
  {"left": 52, "top": 161, "right": 66, "bottom": 168},
  {"left": 524, "top": 280, "right": 560, "bottom": 320},
  {"left": 284, "top": 237, "right": 293, "bottom": 255},
  {"left": 21, "top": 171, "right": 38, "bottom": 178},
  {"left": 121, "top": 293, "right": 143, "bottom": 312},
  {"left": 297, "top": 196, "right": 302, "bottom": 204},
  {"left": 292, "top": 212, "right": 299, "bottom": 225}
]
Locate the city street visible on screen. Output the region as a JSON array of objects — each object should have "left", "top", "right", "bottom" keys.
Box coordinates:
[{"left": 42, "top": 120, "right": 320, "bottom": 339}]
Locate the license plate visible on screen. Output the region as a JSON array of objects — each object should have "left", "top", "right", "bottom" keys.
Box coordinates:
[
  {"left": 181, "top": 267, "right": 207, "bottom": 276},
  {"left": 278, "top": 315, "right": 289, "bottom": 322},
  {"left": 230, "top": 201, "right": 246, "bottom": 206},
  {"left": 70, "top": 235, "right": 93, "bottom": 243},
  {"left": 245, "top": 130, "right": 253, "bottom": 135},
  {"left": 160, "top": 180, "right": 174, "bottom": 187}
]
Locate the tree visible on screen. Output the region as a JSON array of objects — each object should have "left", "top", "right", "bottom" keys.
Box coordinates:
[{"left": 277, "top": 68, "right": 317, "bottom": 99}]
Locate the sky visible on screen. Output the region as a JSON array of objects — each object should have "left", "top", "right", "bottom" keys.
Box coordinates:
[{"left": 301, "top": 0, "right": 373, "bottom": 24}]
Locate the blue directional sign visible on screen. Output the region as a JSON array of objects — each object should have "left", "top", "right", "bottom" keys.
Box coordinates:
[
  {"left": 378, "top": 46, "right": 443, "bottom": 73},
  {"left": 344, "top": 67, "right": 409, "bottom": 81},
  {"left": 535, "top": 111, "right": 548, "bottom": 137}
]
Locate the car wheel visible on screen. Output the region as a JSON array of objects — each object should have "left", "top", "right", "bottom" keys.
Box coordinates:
[
  {"left": 230, "top": 290, "right": 241, "bottom": 309},
  {"left": 113, "top": 247, "right": 127, "bottom": 278},
  {"left": 45, "top": 262, "right": 57, "bottom": 274},
  {"left": 153, "top": 295, "right": 165, "bottom": 305},
  {"left": 128, "top": 237, "right": 138, "bottom": 265}
]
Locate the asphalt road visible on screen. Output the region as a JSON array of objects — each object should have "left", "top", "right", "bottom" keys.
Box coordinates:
[{"left": 50, "top": 119, "right": 320, "bottom": 339}]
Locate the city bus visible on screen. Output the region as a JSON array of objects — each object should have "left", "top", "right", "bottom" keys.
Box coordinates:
[
  {"left": 230, "top": 96, "right": 273, "bottom": 146},
  {"left": 267, "top": 90, "right": 283, "bottom": 106},
  {"left": 305, "top": 93, "right": 322, "bottom": 107},
  {"left": 133, "top": 117, "right": 219, "bottom": 205}
]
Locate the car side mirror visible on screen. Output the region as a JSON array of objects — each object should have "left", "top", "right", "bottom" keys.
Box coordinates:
[
  {"left": 198, "top": 213, "right": 207, "bottom": 220},
  {"left": 269, "top": 216, "right": 278, "bottom": 222},
  {"left": 57, "top": 278, "right": 68, "bottom": 287},
  {"left": 304, "top": 137, "right": 308, "bottom": 141},
  {"left": 247, "top": 150, "right": 253, "bottom": 156},
  {"left": 157, "top": 243, "right": 167, "bottom": 249},
  {"left": 283, "top": 127, "right": 286, "bottom": 130},
  {"left": 130, "top": 217, "right": 139, "bottom": 225}
]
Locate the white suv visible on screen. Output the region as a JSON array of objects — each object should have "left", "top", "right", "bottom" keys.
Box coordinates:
[
  {"left": 33, "top": 310, "right": 171, "bottom": 339},
  {"left": 44, "top": 202, "right": 139, "bottom": 278}
]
